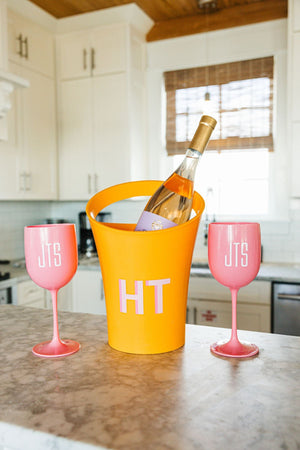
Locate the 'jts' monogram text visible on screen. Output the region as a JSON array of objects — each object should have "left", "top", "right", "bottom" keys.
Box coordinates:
[
  {"left": 224, "top": 242, "right": 248, "bottom": 267},
  {"left": 38, "top": 243, "right": 62, "bottom": 268}
]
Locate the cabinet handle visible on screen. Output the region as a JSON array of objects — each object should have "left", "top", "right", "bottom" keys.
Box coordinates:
[
  {"left": 19, "top": 172, "right": 25, "bottom": 191},
  {"left": 16, "top": 34, "right": 23, "bottom": 56},
  {"left": 101, "top": 281, "right": 104, "bottom": 300},
  {"left": 83, "top": 48, "right": 87, "bottom": 70},
  {"left": 23, "top": 37, "right": 28, "bottom": 59},
  {"left": 277, "top": 293, "right": 300, "bottom": 301},
  {"left": 94, "top": 173, "right": 98, "bottom": 192},
  {"left": 25, "top": 172, "right": 31, "bottom": 191},
  {"left": 91, "top": 48, "right": 95, "bottom": 71},
  {"left": 88, "top": 174, "right": 92, "bottom": 193},
  {"left": 193, "top": 307, "right": 197, "bottom": 324},
  {"left": 186, "top": 307, "right": 189, "bottom": 323}
]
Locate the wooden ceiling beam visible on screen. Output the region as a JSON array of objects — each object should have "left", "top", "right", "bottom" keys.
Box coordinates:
[{"left": 146, "top": 0, "right": 287, "bottom": 42}]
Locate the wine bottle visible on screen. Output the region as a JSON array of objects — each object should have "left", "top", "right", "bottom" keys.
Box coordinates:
[{"left": 135, "top": 115, "right": 217, "bottom": 231}]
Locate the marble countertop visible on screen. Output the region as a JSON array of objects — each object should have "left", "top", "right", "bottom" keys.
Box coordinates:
[
  {"left": 191, "top": 261, "right": 300, "bottom": 283},
  {"left": 0, "top": 305, "right": 299, "bottom": 450},
  {"left": 77, "top": 257, "right": 300, "bottom": 283}
]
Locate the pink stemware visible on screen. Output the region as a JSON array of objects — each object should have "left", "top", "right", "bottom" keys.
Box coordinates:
[
  {"left": 24, "top": 223, "right": 80, "bottom": 358},
  {"left": 208, "top": 222, "right": 261, "bottom": 358}
]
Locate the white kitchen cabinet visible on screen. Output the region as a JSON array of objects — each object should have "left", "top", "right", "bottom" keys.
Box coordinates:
[
  {"left": 288, "top": 0, "right": 300, "bottom": 198},
  {"left": 45, "top": 282, "right": 73, "bottom": 312},
  {"left": 93, "top": 72, "right": 130, "bottom": 189},
  {"left": 59, "top": 72, "right": 129, "bottom": 199},
  {"left": 292, "top": 0, "right": 300, "bottom": 32},
  {"left": 187, "top": 298, "right": 270, "bottom": 332},
  {"left": 291, "top": 33, "right": 300, "bottom": 122},
  {"left": 58, "top": 24, "right": 126, "bottom": 81},
  {"left": 0, "top": 10, "right": 57, "bottom": 200},
  {"left": 59, "top": 78, "right": 94, "bottom": 199},
  {"left": 7, "top": 9, "right": 54, "bottom": 78},
  {"left": 17, "top": 279, "right": 46, "bottom": 309},
  {"left": 0, "top": 61, "right": 57, "bottom": 200},
  {"left": 91, "top": 26, "right": 127, "bottom": 76},
  {"left": 291, "top": 122, "right": 300, "bottom": 197},
  {"left": 0, "top": 86, "right": 20, "bottom": 198},
  {"left": 187, "top": 277, "right": 271, "bottom": 332},
  {"left": 57, "top": 24, "right": 146, "bottom": 200},
  {"left": 72, "top": 270, "right": 106, "bottom": 315},
  {"left": 17, "top": 64, "right": 57, "bottom": 199}
]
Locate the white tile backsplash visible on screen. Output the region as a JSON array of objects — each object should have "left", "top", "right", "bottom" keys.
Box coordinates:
[
  {"left": 1, "top": 199, "right": 300, "bottom": 263},
  {"left": 0, "top": 198, "right": 146, "bottom": 260},
  {"left": 194, "top": 218, "right": 300, "bottom": 264},
  {"left": 0, "top": 202, "right": 50, "bottom": 260}
]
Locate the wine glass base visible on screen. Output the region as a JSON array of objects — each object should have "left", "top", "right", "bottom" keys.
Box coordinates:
[
  {"left": 32, "top": 339, "right": 80, "bottom": 358},
  {"left": 210, "top": 340, "right": 259, "bottom": 358}
]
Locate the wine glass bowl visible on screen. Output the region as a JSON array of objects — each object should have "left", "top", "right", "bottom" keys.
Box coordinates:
[
  {"left": 25, "top": 224, "right": 78, "bottom": 291},
  {"left": 208, "top": 222, "right": 261, "bottom": 358},
  {"left": 208, "top": 222, "right": 261, "bottom": 289},
  {"left": 24, "top": 224, "right": 80, "bottom": 358}
]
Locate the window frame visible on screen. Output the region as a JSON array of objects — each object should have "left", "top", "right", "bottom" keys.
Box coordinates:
[{"left": 164, "top": 56, "right": 274, "bottom": 155}]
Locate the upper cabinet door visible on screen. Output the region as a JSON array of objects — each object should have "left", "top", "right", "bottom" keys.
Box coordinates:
[
  {"left": 0, "top": 84, "right": 20, "bottom": 199},
  {"left": 93, "top": 72, "right": 130, "bottom": 191},
  {"left": 91, "top": 25, "right": 127, "bottom": 76},
  {"left": 58, "top": 32, "right": 92, "bottom": 81},
  {"left": 7, "top": 10, "right": 54, "bottom": 77},
  {"left": 21, "top": 66, "right": 57, "bottom": 200},
  {"left": 59, "top": 78, "right": 94, "bottom": 200},
  {"left": 291, "top": 33, "right": 300, "bottom": 122},
  {"left": 58, "top": 25, "right": 127, "bottom": 81}
]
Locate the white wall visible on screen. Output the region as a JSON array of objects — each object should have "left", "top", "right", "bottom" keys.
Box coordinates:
[
  {"left": 146, "top": 20, "right": 288, "bottom": 214},
  {"left": 144, "top": 20, "right": 300, "bottom": 263}
]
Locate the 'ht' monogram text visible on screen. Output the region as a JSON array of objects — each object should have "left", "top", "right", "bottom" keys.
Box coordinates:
[
  {"left": 38, "top": 243, "right": 62, "bottom": 268},
  {"left": 225, "top": 242, "right": 248, "bottom": 267},
  {"left": 119, "top": 278, "right": 170, "bottom": 314}
]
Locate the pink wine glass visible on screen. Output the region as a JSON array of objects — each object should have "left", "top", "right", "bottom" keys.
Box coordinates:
[
  {"left": 24, "top": 224, "right": 80, "bottom": 358},
  {"left": 208, "top": 222, "right": 261, "bottom": 358}
]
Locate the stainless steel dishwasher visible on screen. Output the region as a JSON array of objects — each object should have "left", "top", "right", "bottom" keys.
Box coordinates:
[{"left": 272, "top": 282, "right": 300, "bottom": 336}]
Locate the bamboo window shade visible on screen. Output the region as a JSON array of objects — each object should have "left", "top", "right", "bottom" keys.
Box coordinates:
[{"left": 164, "top": 56, "right": 274, "bottom": 155}]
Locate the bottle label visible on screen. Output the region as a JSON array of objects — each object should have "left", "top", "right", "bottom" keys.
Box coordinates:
[{"left": 135, "top": 211, "right": 177, "bottom": 231}]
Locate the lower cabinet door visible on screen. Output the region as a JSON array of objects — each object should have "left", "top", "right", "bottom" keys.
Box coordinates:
[
  {"left": 17, "top": 280, "right": 46, "bottom": 309},
  {"left": 45, "top": 282, "right": 73, "bottom": 312},
  {"left": 72, "top": 270, "right": 106, "bottom": 315},
  {"left": 187, "top": 299, "right": 270, "bottom": 332},
  {"left": 187, "top": 299, "right": 231, "bottom": 328}
]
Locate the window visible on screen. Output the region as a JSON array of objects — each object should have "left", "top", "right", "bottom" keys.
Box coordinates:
[
  {"left": 165, "top": 57, "right": 274, "bottom": 216},
  {"left": 173, "top": 149, "right": 269, "bottom": 216}
]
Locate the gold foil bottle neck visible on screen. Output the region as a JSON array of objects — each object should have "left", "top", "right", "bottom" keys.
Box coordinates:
[{"left": 189, "top": 115, "right": 217, "bottom": 154}]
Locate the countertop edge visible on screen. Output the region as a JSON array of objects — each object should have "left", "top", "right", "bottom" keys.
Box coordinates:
[{"left": 0, "top": 421, "right": 104, "bottom": 450}]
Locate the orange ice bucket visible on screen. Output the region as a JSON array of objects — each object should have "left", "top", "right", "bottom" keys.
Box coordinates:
[{"left": 86, "top": 180, "right": 205, "bottom": 354}]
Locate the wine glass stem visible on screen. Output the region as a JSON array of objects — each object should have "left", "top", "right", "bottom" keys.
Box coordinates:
[
  {"left": 230, "top": 288, "right": 239, "bottom": 343},
  {"left": 51, "top": 289, "right": 63, "bottom": 345}
]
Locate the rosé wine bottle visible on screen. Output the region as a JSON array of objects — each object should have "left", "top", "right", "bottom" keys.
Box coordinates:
[{"left": 135, "top": 115, "right": 217, "bottom": 231}]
